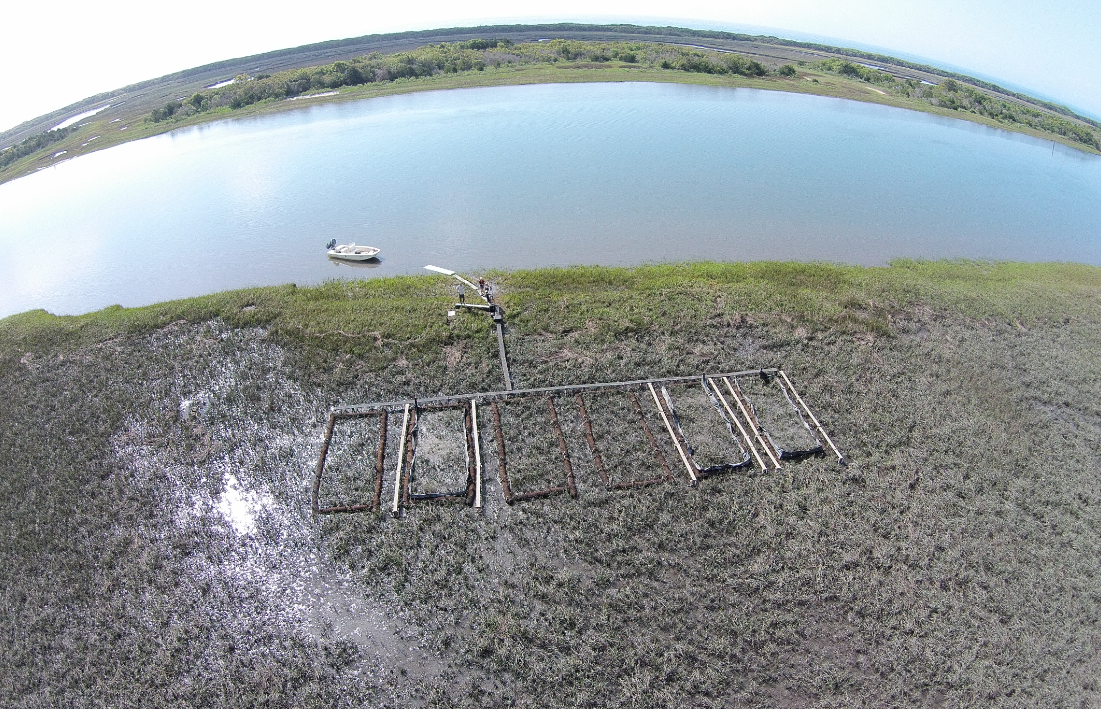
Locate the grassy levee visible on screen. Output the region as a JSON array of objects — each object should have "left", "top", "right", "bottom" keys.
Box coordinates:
[{"left": 3, "top": 260, "right": 1101, "bottom": 706}]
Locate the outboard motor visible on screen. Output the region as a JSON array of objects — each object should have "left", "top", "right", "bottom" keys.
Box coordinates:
[{"left": 326, "top": 239, "right": 337, "bottom": 250}]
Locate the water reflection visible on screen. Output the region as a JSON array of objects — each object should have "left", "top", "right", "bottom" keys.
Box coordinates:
[
  {"left": 1, "top": 82, "right": 1099, "bottom": 318},
  {"left": 328, "top": 256, "right": 383, "bottom": 269}
]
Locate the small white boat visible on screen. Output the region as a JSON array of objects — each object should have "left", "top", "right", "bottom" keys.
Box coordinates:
[{"left": 327, "top": 241, "right": 380, "bottom": 261}]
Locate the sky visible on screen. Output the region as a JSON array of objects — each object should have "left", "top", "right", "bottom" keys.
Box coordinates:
[{"left": 3, "top": 0, "right": 1098, "bottom": 133}]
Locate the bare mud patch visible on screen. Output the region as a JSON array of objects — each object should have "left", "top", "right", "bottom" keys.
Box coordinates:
[{"left": 107, "top": 322, "right": 447, "bottom": 690}]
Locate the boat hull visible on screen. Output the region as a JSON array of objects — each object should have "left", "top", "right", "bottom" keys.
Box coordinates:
[
  {"left": 327, "top": 245, "right": 380, "bottom": 261},
  {"left": 328, "top": 252, "right": 379, "bottom": 261}
]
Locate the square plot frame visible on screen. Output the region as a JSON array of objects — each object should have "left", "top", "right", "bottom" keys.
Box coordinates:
[
  {"left": 653, "top": 379, "right": 754, "bottom": 480},
  {"left": 311, "top": 410, "right": 389, "bottom": 515},
  {"left": 492, "top": 397, "right": 578, "bottom": 504},
  {"left": 735, "top": 371, "right": 827, "bottom": 461},
  {"left": 399, "top": 402, "right": 478, "bottom": 509},
  {"left": 576, "top": 391, "right": 673, "bottom": 490}
]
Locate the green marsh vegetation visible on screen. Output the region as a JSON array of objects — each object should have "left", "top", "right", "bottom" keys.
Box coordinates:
[
  {"left": 145, "top": 39, "right": 770, "bottom": 122},
  {"left": 814, "top": 59, "right": 1101, "bottom": 151},
  {"left": 6, "top": 31, "right": 1099, "bottom": 184},
  {"left": 0, "top": 124, "right": 80, "bottom": 171},
  {"left": 145, "top": 39, "right": 1101, "bottom": 154},
  {"left": 3, "top": 260, "right": 1101, "bottom": 706}
]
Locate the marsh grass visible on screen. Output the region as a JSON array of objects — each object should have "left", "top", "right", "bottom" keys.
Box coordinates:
[
  {"left": 577, "top": 391, "right": 671, "bottom": 487},
  {"left": 318, "top": 415, "right": 383, "bottom": 509},
  {"left": 497, "top": 397, "right": 570, "bottom": 495},
  {"left": 3, "top": 260, "right": 1101, "bottom": 707},
  {"left": 5, "top": 261, "right": 1100, "bottom": 362}
]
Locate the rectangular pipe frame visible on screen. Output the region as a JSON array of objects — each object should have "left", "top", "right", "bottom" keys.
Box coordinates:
[
  {"left": 577, "top": 392, "right": 672, "bottom": 490},
  {"left": 398, "top": 403, "right": 478, "bottom": 506},
  {"left": 706, "top": 377, "right": 768, "bottom": 472},
  {"left": 651, "top": 381, "right": 755, "bottom": 481},
  {"left": 493, "top": 397, "right": 577, "bottom": 504},
  {"left": 312, "top": 411, "right": 390, "bottom": 515},
  {"left": 312, "top": 367, "right": 843, "bottom": 515}
]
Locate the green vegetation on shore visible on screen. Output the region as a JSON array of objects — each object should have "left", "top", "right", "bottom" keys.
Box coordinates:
[
  {"left": 0, "top": 123, "right": 79, "bottom": 170},
  {"left": 3, "top": 260, "right": 1101, "bottom": 706},
  {"left": 147, "top": 39, "right": 1100, "bottom": 153},
  {"left": 4, "top": 30, "right": 1099, "bottom": 185},
  {"left": 6, "top": 260, "right": 1099, "bottom": 359},
  {"left": 148, "top": 39, "right": 770, "bottom": 123},
  {"left": 815, "top": 59, "right": 1100, "bottom": 150}
]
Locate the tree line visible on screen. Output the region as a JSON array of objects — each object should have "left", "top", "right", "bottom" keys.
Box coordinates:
[
  {"left": 815, "top": 59, "right": 1100, "bottom": 151},
  {"left": 0, "top": 125, "right": 79, "bottom": 171},
  {"left": 148, "top": 40, "right": 779, "bottom": 125}
]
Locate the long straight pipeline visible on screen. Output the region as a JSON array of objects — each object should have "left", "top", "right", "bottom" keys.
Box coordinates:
[{"left": 332, "top": 368, "right": 780, "bottom": 415}]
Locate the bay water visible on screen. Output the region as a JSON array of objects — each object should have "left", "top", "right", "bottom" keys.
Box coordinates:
[{"left": 2, "top": 81, "right": 1099, "bottom": 318}]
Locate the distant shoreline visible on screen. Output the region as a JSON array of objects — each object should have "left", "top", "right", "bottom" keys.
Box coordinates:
[
  {"left": 3, "top": 68, "right": 1095, "bottom": 188},
  {"left": 2, "top": 24, "right": 1097, "bottom": 186}
]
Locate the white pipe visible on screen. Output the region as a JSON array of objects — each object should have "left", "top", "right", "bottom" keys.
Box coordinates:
[
  {"left": 648, "top": 383, "right": 697, "bottom": 483},
  {"left": 472, "top": 399, "right": 482, "bottom": 508},
  {"left": 707, "top": 377, "right": 768, "bottom": 471},
  {"left": 424, "top": 265, "right": 486, "bottom": 302},
  {"left": 392, "top": 403, "right": 410, "bottom": 517},
  {"left": 723, "top": 377, "right": 781, "bottom": 469},
  {"left": 778, "top": 370, "right": 844, "bottom": 464}
]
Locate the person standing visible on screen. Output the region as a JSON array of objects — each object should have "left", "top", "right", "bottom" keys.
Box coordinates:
[{"left": 458, "top": 283, "right": 465, "bottom": 304}]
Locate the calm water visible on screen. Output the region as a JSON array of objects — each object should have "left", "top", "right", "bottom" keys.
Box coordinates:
[{"left": 2, "top": 82, "right": 1100, "bottom": 318}]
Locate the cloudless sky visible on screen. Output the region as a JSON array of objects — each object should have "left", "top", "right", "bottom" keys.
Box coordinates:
[{"left": 2, "top": 0, "right": 1098, "bottom": 133}]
